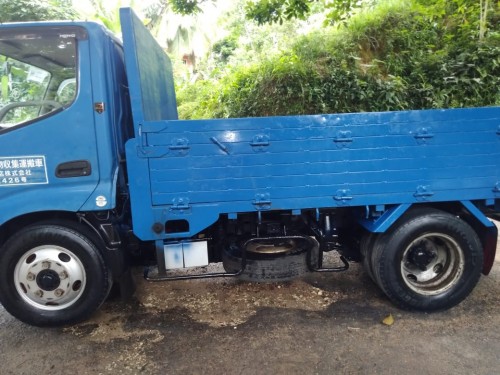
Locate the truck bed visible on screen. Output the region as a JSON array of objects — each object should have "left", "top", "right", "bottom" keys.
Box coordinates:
[
  {"left": 125, "top": 107, "right": 499, "bottom": 240},
  {"left": 119, "top": 8, "right": 500, "bottom": 241}
]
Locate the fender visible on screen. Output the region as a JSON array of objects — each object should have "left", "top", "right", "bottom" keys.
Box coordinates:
[
  {"left": 358, "top": 201, "right": 497, "bottom": 275},
  {"left": 460, "top": 201, "right": 497, "bottom": 275}
]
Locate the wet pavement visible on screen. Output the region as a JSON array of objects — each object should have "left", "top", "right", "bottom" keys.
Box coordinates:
[{"left": 1, "top": 246, "right": 499, "bottom": 374}]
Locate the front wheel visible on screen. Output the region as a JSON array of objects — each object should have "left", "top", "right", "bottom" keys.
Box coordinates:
[
  {"left": 371, "top": 208, "right": 483, "bottom": 311},
  {"left": 0, "top": 223, "right": 111, "bottom": 326}
]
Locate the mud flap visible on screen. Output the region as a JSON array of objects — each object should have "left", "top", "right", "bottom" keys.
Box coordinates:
[{"left": 481, "top": 225, "right": 498, "bottom": 275}]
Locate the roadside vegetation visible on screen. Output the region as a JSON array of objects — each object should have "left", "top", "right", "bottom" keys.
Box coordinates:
[
  {"left": 2, "top": 0, "right": 498, "bottom": 119},
  {"left": 176, "top": 0, "right": 500, "bottom": 119}
]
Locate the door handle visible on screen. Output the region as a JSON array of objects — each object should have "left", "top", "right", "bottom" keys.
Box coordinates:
[{"left": 55, "top": 160, "right": 92, "bottom": 178}]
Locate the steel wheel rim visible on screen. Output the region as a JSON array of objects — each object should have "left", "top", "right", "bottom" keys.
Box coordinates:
[
  {"left": 14, "top": 245, "right": 87, "bottom": 310},
  {"left": 401, "top": 233, "right": 465, "bottom": 296},
  {"left": 246, "top": 239, "right": 299, "bottom": 255}
]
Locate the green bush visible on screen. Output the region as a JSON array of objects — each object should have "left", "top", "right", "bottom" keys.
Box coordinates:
[{"left": 177, "top": 0, "right": 500, "bottom": 119}]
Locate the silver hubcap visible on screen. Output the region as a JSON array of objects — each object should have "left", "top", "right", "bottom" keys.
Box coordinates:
[
  {"left": 14, "top": 246, "right": 86, "bottom": 310},
  {"left": 401, "top": 233, "right": 464, "bottom": 296}
]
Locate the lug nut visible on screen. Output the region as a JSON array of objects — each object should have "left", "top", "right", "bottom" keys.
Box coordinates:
[
  {"left": 59, "top": 271, "right": 68, "bottom": 280},
  {"left": 54, "top": 289, "right": 64, "bottom": 298},
  {"left": 26, "top": 272, "right": 36, "bottom": 281},
  {"left": 34, "top": 290, "right": 44, "bottom": 298},
  {"left": 41, "top": 261, "right": 51, "bottom": 269}
]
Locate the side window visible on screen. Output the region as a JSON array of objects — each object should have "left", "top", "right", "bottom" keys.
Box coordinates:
[
  {"left": 0, "top": 57, "right": 52, "bottom": 126},
  {"left": 0, "top": 27, "right": 81, "bottom": 130}
]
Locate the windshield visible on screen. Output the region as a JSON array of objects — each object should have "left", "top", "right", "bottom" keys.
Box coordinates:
[{"left": 0, "top": 27, "right": 83, "bottom": 129}]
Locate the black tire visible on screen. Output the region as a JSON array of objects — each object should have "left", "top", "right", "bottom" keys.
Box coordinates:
[
  {"left": 222, "top": 238, "right": 317, "bottom": 282},
  {"left": 0, "top": 223, "right": 111, "bottom": 326},
  {"left": 359, "top": 232, "right": 377, "bottom": 282},
  {"left": 371, "top": 208, "right": 483, "bottom": 311}
]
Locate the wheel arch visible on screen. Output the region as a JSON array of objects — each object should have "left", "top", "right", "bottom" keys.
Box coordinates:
[
  {"left": 0, "top": 210, "right": 130, "bottom": 281},
  {"left": 359, "top": 201, "right": 497, "bottom": 276},
  {"left": 0, "top": 211, "right": 84, "bottom": 248}
]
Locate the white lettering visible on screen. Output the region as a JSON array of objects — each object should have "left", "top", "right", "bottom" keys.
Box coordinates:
[{"left": 0, "top": 156, "right": 48, "bottom": 186}]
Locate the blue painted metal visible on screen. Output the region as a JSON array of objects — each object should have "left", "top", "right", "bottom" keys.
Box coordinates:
[
  {"left": 119, "top": 7, "right": 178, "bottom": 131},
  {"left": 461, "top": 201, "right": 495, "bottom": 228},
  {"left": 126, "top": 106, "right": 500, "bottom": 240},
  {"left": 0, "top": 21, "right": 126, "bottom": 225},
  {"left": 360, "top": 204, "right": 412, "bottom": 233},
  {"left": 119, "top": 9, "right": 500, "bottom": 241}
]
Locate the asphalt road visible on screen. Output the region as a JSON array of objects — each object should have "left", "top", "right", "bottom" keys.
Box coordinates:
[{"left": 1, "top": 245, "right": 499, "bottom": 374}]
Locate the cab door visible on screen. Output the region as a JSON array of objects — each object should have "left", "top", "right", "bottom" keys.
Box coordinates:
[{"left": 0, "top": 25, "right": 100, "bottom": 223}]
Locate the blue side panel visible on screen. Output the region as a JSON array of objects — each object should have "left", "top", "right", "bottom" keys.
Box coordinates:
[
  {"left": 125, "top": 106, "right": 500, "bottom": 241},
  {"left": 119, "top": 7, "right": 178, "bottom": 131}
]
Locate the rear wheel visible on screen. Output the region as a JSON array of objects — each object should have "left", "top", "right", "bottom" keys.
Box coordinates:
[
  {"left": 0, "top": 223, "right": 111, "bottom": 326},
  {"left": 371, "top": 208, "right": 483, "bottom": 311}
]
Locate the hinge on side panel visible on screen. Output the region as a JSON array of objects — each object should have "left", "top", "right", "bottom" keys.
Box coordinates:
[
  {"left": 414, "top": 185, "right": 434, "bottom": 200},
  {"left": 169, "top": 138, "right": 190, "bottom": 156},
  {"left": 252, "top": 193, "right": 272, "bottom": 210},
  {"left": 136, "top": 123, "right": 173, "bottom": 158},
  {"left": 414, "top": 128, "right": 434, "bottom": 144},
  {"left": 333, "top": 131, "right": 353, "bottom": 148},
  {"left": 333, "top": 189, "right": 353, "bottom": 205},
  {"left": 250, "top": 134, "right": 270, "bottom": 152},
  {"left": 493, "top": 182, "right": 500, "bottom": 194},
  {"left": 496, "top": 126, "right": 500, "bottom": 136},
  {"left": 170, "top": 197, "right": 191, "bottom": 214}
]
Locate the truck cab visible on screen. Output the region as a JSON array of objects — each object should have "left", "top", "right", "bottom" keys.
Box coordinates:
[
  {"left": 0, "top": 21, "right": 132, "bottom": 221},
  {"left": 0, "top": 20, "right": 135, "bottom": 326}
]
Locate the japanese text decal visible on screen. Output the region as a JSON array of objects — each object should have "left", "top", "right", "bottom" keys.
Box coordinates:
[{"left": 0, "top": 156, "right": 48, "bottom": 186}]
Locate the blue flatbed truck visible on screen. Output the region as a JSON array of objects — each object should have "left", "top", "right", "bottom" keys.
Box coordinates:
[{"left": 0, "top": 8, "right": 498, "bottom": 327}]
